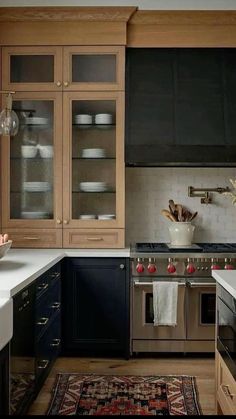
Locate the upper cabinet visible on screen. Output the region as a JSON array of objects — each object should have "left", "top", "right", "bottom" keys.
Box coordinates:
[
  {"left": 1, "top": 45, "right": 125, "bottom": 248},
  {"left": 2, "top": 46, "right": 124, "bottom": 92}
]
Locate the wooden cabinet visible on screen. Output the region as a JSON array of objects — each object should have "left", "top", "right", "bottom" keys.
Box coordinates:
[
  {"left": 62, "top": 257, "right": 130, "bottom": 357},
  {"left": 0, "top": 344, "right": 9, "bottom": 416},
  {"left": 216, "top": 350, "right": 236, "bottom": 415},
  {"left": 1, "top": 45, "right": 125, "bottom": 248}
]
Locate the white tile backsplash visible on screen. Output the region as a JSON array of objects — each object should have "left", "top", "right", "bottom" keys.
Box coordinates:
[{"left": 125, "top": 167, "right": 236, "bottom": 245}]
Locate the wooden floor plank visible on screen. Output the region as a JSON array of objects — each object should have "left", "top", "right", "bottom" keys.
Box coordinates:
[{"left": 28, "top": 356, "right": 216, "bottom": 415}]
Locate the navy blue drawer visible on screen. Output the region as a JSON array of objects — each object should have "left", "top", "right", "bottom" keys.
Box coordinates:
[{"left": 35, "top": 279, "right": 61, "bottom": 340}]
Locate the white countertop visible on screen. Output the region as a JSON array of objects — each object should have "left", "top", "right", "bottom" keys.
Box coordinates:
[
  {"left": 212, "top": 270, "right": 236, "bottom": 299},
  {"left": 0, "top": 248, "right": 130, "bottom": 298}
]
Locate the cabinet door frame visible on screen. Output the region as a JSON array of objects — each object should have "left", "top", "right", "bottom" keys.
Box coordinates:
[
  {"left": 1, "top": 91, "right": 63, "bottom": 229},
  {"left": 63, "top": 90, "right": 125, "bottom": 229},
  {"left": 63, "top": 45, "right": 125, "bottom": 91},
  {"left": 2, "top": 46, "right": 63, "bottom": 92}
]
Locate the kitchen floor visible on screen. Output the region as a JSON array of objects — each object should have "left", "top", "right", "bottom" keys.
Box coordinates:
[{"left": 28, "top": 356, "right": 215, "bottom": 415}]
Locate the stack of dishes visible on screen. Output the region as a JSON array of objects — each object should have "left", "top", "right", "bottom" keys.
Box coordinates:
[
  {"left": 21, "top": 211, "right": 51, "bottom": 219},
  {"left": 23, "top": 181, "right": 51, "bottom": 192},
  {"left": 95, "top": 113, "right": 112, "bottom": 125},
  {"left": 81, "top": 148, "right": 106, "bottom": 158},
  {"left": 74, "top": 114, "right": 92, "bottom": 125},
  {"left": 79, "top": 182, "right": 107, "bottom": 192},
  {"left": 98, "top": 214, "right": 116, "bottom": 220},
  {"left": 24, "top": 117, "right": 48, "bottom": 125},
  {"left": 79, "top": 214, "right": 96, "bottom": 220}
]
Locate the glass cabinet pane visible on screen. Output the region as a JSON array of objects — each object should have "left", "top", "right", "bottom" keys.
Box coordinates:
[
  {"left": 10, "top": 100, "right": 54, "bottom": 220},
  {"left": 72, "top": 55, "right": 116, "bottom": 83},
  {"left": 71, "top": 99, "right": 116, "bottom": 221},
  {"left": 10, "top": 55, "right": 54, "bottom": 83}
]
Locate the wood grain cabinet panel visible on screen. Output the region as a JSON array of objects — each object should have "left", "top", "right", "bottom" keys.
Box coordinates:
[{"left": 216, "top": 350, "right": 236, "bottom": 415}]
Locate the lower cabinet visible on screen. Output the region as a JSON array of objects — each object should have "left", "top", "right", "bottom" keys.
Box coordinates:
[
  {"left": 216, "top": 350, "right": 236, "bottom": 415},
  {"left": 10, "top": 262, "right": 61, "bottom": 415},
  {"left": 0, "top": 344, "right": 10, "bottom": 415},
  {"left": 62, "top": 257, "right": 130, "bottom": 357}
]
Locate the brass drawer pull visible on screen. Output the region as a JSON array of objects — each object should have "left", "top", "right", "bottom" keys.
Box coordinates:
[
  {"left": 37, "top": 359, "right": 49, "bottom": 369},
  {"left": 37, "top": 317, "right": 49, "bottom": 326},
  {"left": 221, "top": 384, "right": 235, "bottom": 398},
  {"left": 37, "top": 283, "right": 48, "bottom": 291},
  {"left": 50, "top": 338, "right": 61, "bottom": 347},
  {"left": 23, "top": 236, "right": 40, "bottom": 240},
  {"left": 51, "top": 302, "right": 61, "bottom": 309},
  {"left": 87, "top": 237, "right": 104, "bottom": 241}
]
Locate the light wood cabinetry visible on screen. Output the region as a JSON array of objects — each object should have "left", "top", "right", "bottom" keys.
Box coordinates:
[
  {"left": 1, "top": 45, "right": 125, "bottom": 248},
  {"left": 216, "top": 350, "right": 236, "bottom": 415}
]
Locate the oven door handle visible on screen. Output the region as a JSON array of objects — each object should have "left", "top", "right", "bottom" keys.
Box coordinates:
[
  {"left": 188, "top": 280, "right": 216, "bottom": 288},
  {"left": 133, "top": 281, "right": 186, "bottom": 286}
]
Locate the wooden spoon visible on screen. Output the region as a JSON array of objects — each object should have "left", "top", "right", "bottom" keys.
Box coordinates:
[
  {"left": 161, "top": 209, "right": 177, "bottom": 222},
  {"left": 175, "top": 204, "right": 183, "bottom": 222},
  {"left": 169, "top": 199, "right": 176, "bottom": 215},
  {"left": 188, "top": 211, "right": 198, "bottom": 222}
]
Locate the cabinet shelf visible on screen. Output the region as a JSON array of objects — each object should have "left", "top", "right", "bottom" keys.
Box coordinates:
[
  {"left": 72, "top": 190, "right": 115, "bottom": 193},
  {"left": 72, "top": 157, "right": 115, "bottom": 160},
  {"left": 11, "top": 157, "right": 53, "bottom": 160}
]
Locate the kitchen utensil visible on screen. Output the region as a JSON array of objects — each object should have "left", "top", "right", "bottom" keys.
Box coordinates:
[
  {"left": 188, "top": 211, "right": 198, "bottom": 222},
  {"left": 176, "top": 204, "right": 183, "bottom": 222},
  {"left": 161, "top": 209, "right": 177, "bottom": 222}
]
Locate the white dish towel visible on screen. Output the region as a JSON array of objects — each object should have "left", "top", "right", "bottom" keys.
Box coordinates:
[{"left": 153, "top": 281, "right": 178, "bottom": 326}]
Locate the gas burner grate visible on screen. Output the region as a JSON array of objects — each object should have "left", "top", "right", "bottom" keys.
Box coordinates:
[
  {"left": 135, "top": 243, "right": 169, "bottom": 252},
  {"left": 197, "top": 243, "right": 236, "bottom": 253}
]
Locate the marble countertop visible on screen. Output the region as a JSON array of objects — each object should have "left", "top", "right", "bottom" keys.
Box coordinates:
[
  {"left": 0, "top": 248, "right": 130, "bottom": 298},
  {"left": 212, "top": 270, "right": 236, "bottom": 299}
]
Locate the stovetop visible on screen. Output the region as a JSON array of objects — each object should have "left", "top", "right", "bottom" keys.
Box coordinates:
[{"left": 134, "top": 242, "right": 236, "bottom": 253}]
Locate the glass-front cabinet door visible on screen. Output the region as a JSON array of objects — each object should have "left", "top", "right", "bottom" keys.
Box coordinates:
[
  {"left": 63, "top": 46, "right": 125, "bottom": 91},
  {"left": 2, "top": 46, "right": 63, "bottom": 91},
  {"left": 1, "top": 92, "right": 63, "bottom": 231},
  {"left": 63, "top": 91, "right": 125, "bottom": 231}
]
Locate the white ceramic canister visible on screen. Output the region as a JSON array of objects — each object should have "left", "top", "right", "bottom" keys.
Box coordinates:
[{"left": 168, "top": 222, "right": 195, "bottom": 246}]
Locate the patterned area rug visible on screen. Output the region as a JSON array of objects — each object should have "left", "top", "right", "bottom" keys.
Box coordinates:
[{"left": 47, "top": 374, "right": 202, "bottom": 415}]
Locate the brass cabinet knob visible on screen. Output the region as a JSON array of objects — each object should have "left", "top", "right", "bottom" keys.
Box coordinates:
[
  {"left": 63, "top": 220, "right": 69, "bottom": 224},
  {"left": 56, "top": 81, "right": 62, "bottom": 87},
  {"left": 56, "top": 219, "right": 62, "bottom": 224},
  {"left": 64, "top": 81, "right": 69, "bottom": 87}
]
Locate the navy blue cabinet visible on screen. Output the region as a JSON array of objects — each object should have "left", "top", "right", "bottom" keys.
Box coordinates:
[
  {"left": 0, "top": 344, "right": 9, "bottom": 415},
  {"left": 62, "top": 258, "right": 130, "bottom": 357}
]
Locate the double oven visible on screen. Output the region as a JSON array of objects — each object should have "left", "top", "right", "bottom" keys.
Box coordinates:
[{"left": 130, "top": 246, "right": 224, "bottom": 354}]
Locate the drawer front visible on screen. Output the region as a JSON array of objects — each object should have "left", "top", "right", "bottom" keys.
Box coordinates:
[
  {"left": 8, "top": 229, "right": 62, "bottom": 248},
  {"left": 36, "top": 263, "right": 61, "bottom": 300},
  {"left": 36, "top": 313, "right": 61, "bottom": 383},
  {"left": 36, "top": 282, "right": 61, "bottom": 339},
  {"left": 63, "top": 229, "right": 125, "bottom": 248},
  {"left": 217, "top": 352, "right": 236, "bottom": 415}
]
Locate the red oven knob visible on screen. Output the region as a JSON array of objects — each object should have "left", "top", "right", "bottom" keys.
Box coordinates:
[
  {"left": 167, "top": 264, "right": 176, "bottom": 274},
  {"left": 186, "top": 263, "right": 195, "bottom": 274},
  {"left": 225, "top": 264, "right": 234, "bottom": 270},
  {"left": 147, "top": 263, "right": 157, "bottom": 273},
  {"left": 211, "top": 258, "right": 220, "bottom": 270},
  {"left": 136, "top": 263, "right": 145, "bottom": 273}
]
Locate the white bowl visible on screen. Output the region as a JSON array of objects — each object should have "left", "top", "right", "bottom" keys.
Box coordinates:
[
  {"left": 23, "top": 181, "right": 51, "bottom": 192},
  {"left": 25, "top": 117, "right": 48, "bottom": 125},
  {"left": 79, "top": 214, "right": 97, "bottom": 220},
  {"left": 38, "top": 145, "right": 54, "bottom": 158},
  {"left": 21, "top": 145, "right": 38, "bottom": 158},
  {"left": 95, "top": 113, "right": 112, "bottom": 124},
  {"left": 0, "top": 241, "right": 12, "bottom": 259},
  {"left": 82, "top": 148, "right": 106, "bottom": 158},
  {"left": 98, "top": 214, "right": 115, "bottom": 220}
]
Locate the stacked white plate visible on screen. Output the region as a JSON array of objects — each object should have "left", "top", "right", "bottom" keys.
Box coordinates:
[
  {"left": 23, "top": 181, "right": 51, "bottom": 192},
  {"left": 24, "top": 117, "right": 48, "bottom": 125},
  {"left": 98, "top": 214, "right": 116, "bottom": 220},
  {"left": 79, "top": 214, "right": 96, "bottom": 220},
  {"left": 74, "top": 114, "right": 92, "bottom": 125},
  {"left": 95, "top": 113, "right": 112, "bottom": 125},
  {"left": 82, "top": 148, "right": 106, "bottom": 158},
  {"left": 79, "top": 182, "right": 107, "bottom": 192},
  {"left": 21, "top": 211, "right": 50, "bottom": 219}
]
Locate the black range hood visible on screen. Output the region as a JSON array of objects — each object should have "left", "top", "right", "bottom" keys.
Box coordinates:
[{"left": 125, "top": 48, "right": 236, "bottom": 167}]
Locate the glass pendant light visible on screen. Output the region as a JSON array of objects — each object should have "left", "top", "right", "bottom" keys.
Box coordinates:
[{"left": 0, "top": 91, "right": 19, "bottom": 136}]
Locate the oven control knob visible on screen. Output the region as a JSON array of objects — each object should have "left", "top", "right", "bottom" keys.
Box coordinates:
[
  {"left": 211, "top": 258, "right": 221, "bottom": 270},
  {"left": 186, "top": 263, "right": 195, "bottom": 274},
  {"left": 167, "top": 263, "right": 176, "bottom": 274},
  {"left": 148, "top": 263, "right": 157, "bottom": 273},
  {"left": 136, "top": 263, "right": 145, "bottom": 273},
  {"left": 224, "top": 258, "right": 234, "bottom": 270}
]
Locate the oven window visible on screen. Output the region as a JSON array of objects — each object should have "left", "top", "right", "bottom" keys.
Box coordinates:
[
  {"left": 145, "top": 293, "right": 154, "bottom": 323},
  {"left": 201, "top": 293, "right": 216, "bottom": 324}
]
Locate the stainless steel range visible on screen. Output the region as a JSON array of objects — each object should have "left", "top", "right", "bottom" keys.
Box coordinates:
[{"left": 131, "top": 242, "right": 236, "bottom": 354}]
